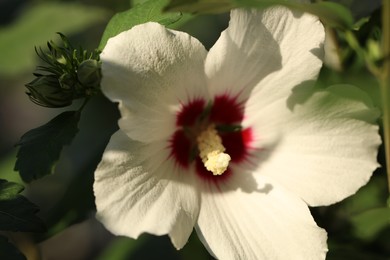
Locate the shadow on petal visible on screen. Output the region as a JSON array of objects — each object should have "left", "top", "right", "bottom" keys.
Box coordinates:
[
  {"left": 310, "top": 44, "right": 325, "bottom": 60},
  {"left": 286, "top": 79, "right": 318, "bottom": 111},
  {"left": 197, "top": 134, "right": 281, "bottom": 195}
]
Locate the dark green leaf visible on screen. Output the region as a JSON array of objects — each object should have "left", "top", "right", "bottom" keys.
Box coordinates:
[
  {"left": 14, "top": 111, "right": 80, "bottom": 182},
  {"left": 99, "top": 0, "right": 184, "bottom": 49},
  {"left": 0, "top": 235, "right": 26, "bottom": 260},
  {"left": 0, "top": 180, "right": 45, "bottom": 232},
  {"left": 164, "top": 0, "right": 235, "bottom": 13}
]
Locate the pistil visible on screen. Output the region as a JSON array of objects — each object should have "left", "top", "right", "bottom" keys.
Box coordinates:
[{"left": 197, "top": 124, "right": 231, "bottom": 175}]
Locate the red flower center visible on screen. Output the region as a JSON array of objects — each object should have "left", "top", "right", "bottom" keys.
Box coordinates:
[{"left": 170, "top": 95, "right": 254, "bottom": 181}]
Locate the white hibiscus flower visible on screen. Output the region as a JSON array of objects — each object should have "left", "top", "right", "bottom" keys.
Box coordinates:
[{"left": 94, "top": 6, "right": 380, "bottom": 260}]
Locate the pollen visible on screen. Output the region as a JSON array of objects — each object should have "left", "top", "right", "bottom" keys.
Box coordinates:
[{"left": 197, "top": 125, "right": 231, "bottom": 175}]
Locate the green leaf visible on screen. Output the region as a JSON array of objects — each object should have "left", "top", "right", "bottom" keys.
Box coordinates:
[
  {"left": 164, "top": 0, "right": 235, "bottom": 13},
  {"left": 14, "top": 111, "right": 80, "bottom": 182},
  {"left": 0, "top": 179, "right": 45, "bottom": 232},
  {"left": 290, "top": 2, "right": 354, "bottom": 30},
  {"left": 0, "top": 181, "right": 23, "bottom": 201},
  {"left": 130, "top": 0, "right": 150, "bottom": 6},
  {"left": 165, "top": 0, "right": 354, "bottom": 29},
  {"left": 0, "top": 3, "right": 108, "bottom": 77},
  {"left": 0, "top": 235, "right": 26, "bottom": 260},
  {"left": 0, "top": 153, "right": 22, "bottom": 184},
  {"left": 99, "top": 0, "right": 184, "bottom": 49}
]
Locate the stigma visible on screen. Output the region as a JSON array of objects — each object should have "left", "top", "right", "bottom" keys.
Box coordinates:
[{"left": 197, "top": 125, "right": 231, "bottom": 175}]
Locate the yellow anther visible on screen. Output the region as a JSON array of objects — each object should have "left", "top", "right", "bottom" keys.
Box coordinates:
[{"left": 197, "top": 125, "right": 231, "bottom": 175}]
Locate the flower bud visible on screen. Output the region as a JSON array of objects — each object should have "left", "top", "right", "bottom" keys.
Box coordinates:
[
  {"left": 77, "top": 59, "right": 101, "bottom": 89},
  {"left": 26, "top": 33, "right": 102, "bottom": 107},
  {"left": 59, "top": 73, "right": 76, "bottom": 90},
  {"left": 25, "top": 75, "right": 74, "bottom": 108}
]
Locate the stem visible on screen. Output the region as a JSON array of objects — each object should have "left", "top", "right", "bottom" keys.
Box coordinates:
[{"left": 380, "top": 0, "right": 390, "bottom": 193}]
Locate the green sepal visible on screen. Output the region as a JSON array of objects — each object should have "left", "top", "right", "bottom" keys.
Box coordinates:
[
  {"left": 77, "top": 59, "right": 102, "bottom": 90},
  {"left": 216, "top": 124, "right": 242, "bottom": 132},
  {"left": 26, "top": 75, "right": 73, "bottom": 108}
]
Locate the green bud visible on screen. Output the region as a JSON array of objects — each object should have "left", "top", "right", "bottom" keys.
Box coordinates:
[
  {"left": 26, "top": 33, "right": 101, "bottom": 108},
  {"left": 25, "top": 75, "right": 74, "bottom": 108},
  {"left": 77, "top": 59, "right": 101, "bottom": 88},
  {"left": 59, "top": 73, "right": 75, "bottom": 90}
]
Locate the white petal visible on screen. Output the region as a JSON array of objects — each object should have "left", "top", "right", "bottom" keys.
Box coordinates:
[
  {"left": 205, "top": 7, "right": 324, "bottom": 105},
  {"left": 246, "top": 85, "right": 380, "bottom": 206},
  {"left": 101, "top": 23, "right": 209, "bottom": 142},
  {"left": 196, "top": 173, "right": 327, "bottom": 260},
  {"left": 94, "top": 130, "right": 200, "bottom": 249}
]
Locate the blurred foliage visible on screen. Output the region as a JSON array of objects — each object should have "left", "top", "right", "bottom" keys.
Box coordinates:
[
  {"left": 329, "top": 0, "right": 381, "bottom": 20},
  {"left": 313, "top": 172, "right": 390, "bottom": 259},
  {"left": 0, "top": 2, "right": 108, "bottom": 76},
  {"left": 0, "top": 235, "right": 26, "bottom": 260},
  {"left": 0, "top": 0, "right": 389, "bottom": 259},
  {"left": 98, "top": 233, "right": 214, "bottom": 260}
]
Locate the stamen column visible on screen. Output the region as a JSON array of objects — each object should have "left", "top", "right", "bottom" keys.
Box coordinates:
[{"left": 197, "top": 125, "right": 231, "bottom": 175}]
